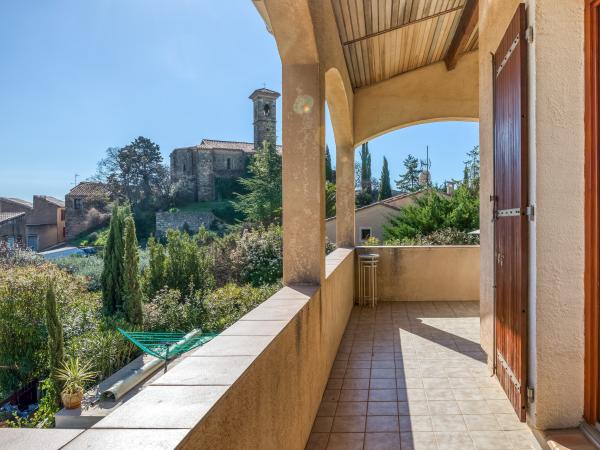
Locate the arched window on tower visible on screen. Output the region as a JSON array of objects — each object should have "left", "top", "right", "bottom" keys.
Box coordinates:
[
  {"left": 263, "top": 104, "right": 270, "bottom": 117},
  {"left": 226, "top": 158, "right": 232, "bottom": 170}
]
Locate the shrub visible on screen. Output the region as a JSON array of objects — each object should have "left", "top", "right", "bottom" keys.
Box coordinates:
[
  {"left": 201, "top": 283, "right": 280, "bottom": 332},
  {"left": 230, "top": 225, "right": 282, "bottom": 286},
  {"left": 0, "top": 247, "right": 44, "bottom": 267},
  {"left": 66, "top": 322, "right": 137, "bottom": 382},
  {"left": 55, "top": 255, "right": 104, "bottom": 291},
  {"left": 163, "top": 229, "right": 214, "bottom": 297},
  {"left": 0, "top": 263, "right": 100, "bottom": 396},
  {"left": 385, "top": 228, "right": 480, "bottom": 246},
  {"left": 143, "top": 289, "right": 201, "bottom": 332}
]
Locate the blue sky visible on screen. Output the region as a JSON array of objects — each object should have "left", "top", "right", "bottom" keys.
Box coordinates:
[{"left": 0, "top": 0, "right": 478, "bottom": 200}]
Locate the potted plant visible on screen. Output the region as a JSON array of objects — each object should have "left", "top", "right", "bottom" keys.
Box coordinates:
[{"left": 56, "top": 357, "right": 96, "bottom": 409}]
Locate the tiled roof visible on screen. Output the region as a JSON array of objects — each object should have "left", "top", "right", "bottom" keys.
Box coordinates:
[
  {"left": 249, "top": 88, "right": 281, "bottom": 99},
  {"left": 1, "top": 197, "right": 33, "bottom": 209},
  {"left": 174, "top": 139, "right": 282, "bottom": 154},
  {"left": 40, "top": 196, "right": 65, "bottom": 208},
  {"left": 68, "top": 182, "right": 110, "bottom": 197},
  {"left": 0, "top": 211, "right": 25, "bottom": 224}
]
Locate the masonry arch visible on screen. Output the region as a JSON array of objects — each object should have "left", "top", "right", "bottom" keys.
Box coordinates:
[{"left": 352, "top": 53, "right": 479, "bottom": 146}]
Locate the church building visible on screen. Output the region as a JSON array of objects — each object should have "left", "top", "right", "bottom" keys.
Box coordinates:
[{"left": 170, "top": 88, "right": 281, "bottom": 202}]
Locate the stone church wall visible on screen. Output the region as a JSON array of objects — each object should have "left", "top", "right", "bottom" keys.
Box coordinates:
[{"left": 156, "top": 211, "right": 216, "bottom": 237}]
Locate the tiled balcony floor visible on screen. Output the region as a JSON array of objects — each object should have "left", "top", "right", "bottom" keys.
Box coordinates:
[{"left": 307, "top": 301, "right": 539, "bottom": 450}]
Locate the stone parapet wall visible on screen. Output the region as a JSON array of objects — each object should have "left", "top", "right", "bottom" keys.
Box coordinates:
[
  {"left": 155, "top": 211, "right": 216, "bottom": 236},
  {"left": 356, "top": 245, "right": 480, "bottom": 301}
]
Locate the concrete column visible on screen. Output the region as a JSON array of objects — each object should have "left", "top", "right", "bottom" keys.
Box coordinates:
[
  {"left": 335, "top": 144, "right": 355, "bottom": 247},
  {"left": 282, "top": 63, "right": 326, "bottom": 285}
]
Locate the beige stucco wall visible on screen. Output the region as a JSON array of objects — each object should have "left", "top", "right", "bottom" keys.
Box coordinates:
[
  {"left": 479, "top": 0, "right": 585, "bottom": 429},
  {"left": 326, "top": 204, "right": 399, "bottom": 244},
  {"left": 180, "top": 249, "right": 355, "bottom": 449},
  {"left": 356, "top": 246, "right": 480, "bottom": 302}
]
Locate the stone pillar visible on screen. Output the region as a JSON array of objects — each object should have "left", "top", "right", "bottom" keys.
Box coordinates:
[
  {"left": 335, "top": 144, "right": 355, "bottom": 247},
  {"left": 282, "top": 63, "right": 325, "bottom": 285}
]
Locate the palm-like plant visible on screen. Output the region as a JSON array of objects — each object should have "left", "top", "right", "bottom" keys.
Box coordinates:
[{"left": 56, "top": 357, "right": 96, "bottom": 395}]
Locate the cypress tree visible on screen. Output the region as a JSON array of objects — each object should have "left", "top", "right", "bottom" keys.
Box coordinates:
[
  {"left": 101, "top": 205, "right": 125, "bottom": 315},
  {"left": 122, "top": 214, "right": 143, "bottom": 325},
  {"left": 379, "top": 157, "right": 392, "bottom": 200},
  {"left": 360, "top": 142, "right": 372, "bottom": 195},
  {"left": 325, "top": 145, "right": 335, "bottom": 183},
  {"left": 145, "top": 236, "right": 166, "bottom": 298},
  {"left": 45, "top": 284, "right": 64, "bottom": 383}
]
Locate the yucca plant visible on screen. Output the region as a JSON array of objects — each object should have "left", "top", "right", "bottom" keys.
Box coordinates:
[{"left": 55, "top": 357, "right": 96, "bottom": 409}]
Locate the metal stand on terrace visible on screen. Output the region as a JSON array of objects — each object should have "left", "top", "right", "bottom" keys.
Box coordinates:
[{"left": 358, "top": 253, "right": 379, "bottom": 308}]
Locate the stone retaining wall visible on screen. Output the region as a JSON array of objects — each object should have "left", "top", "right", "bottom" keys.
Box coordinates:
[{"left": 155, "top": 211, "right": 216, "bottom": 236}]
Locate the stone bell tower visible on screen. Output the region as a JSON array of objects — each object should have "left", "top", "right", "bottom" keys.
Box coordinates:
[{"left": 249, "top": 88, "right": 280, "bottom": 149}]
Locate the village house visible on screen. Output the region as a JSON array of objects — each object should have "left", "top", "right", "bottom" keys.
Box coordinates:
[
  {"left": 64, "top": 182, "right": 111, "bottom": 241},
  {"left": 0, "top": 196, "right": 65, "bottom": 251},
  {"left": 326, "top": 188, "right": 452, "bottom": 244}
]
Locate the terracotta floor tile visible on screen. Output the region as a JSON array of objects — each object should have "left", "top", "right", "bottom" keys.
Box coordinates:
[
  {"left": 312, "top": 417, "right": 334, "bottom": 433},
  {"left": 434, "top": 431, "right": 475, "bottom": 449},
  {"left": 306, "top": 433, "right": 329, "bottom": 450},
  {"left": 366, "top": 415, "right": 400, "bottom": 432},
  {"left": 326, "top": 433, "right": 364, "bottom": 450},
  {"left": 339, "top": 389, "right": 368, "bottom": 402},
  {"left": 331, "top": 415, "right": 366, "bottom": 433},
  {"left": 367, "top": 401, "right": 398, "bottom": 416},
  {"left": 335, "top": 401, "right": 367, "bottom": 416},
  {"left": 368, "top": 389, "right": 397, "bottom": 402},
  {"left": 400, "top": 431, "right": 438, "bottom": 450},
  {"left": 364, "top": 432, "right": 401, "bottom": 450}
]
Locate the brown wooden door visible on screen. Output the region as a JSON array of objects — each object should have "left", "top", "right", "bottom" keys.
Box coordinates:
[
  {"left": 493, "top": 3, "right": 529, "bottom": 422},
  {"left": 585, "top": 0, "right": 600, "bottom": 425}
]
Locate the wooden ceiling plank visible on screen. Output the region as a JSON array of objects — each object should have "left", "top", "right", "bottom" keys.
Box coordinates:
[
  {"left": 391, "top": 0, "right": 401, "bottom": 27},
  {"left": 442, "top": 8, "right": 463, "bottom": 56},
  {"left": 416, "top": 15, "right": 433, "bottom": 67},
  {"left": 349, "top": 0, "right": 362, "bottom": 42},
  {"left": 341, "top": 4, "right": 462, "bottom": 45},
  {"left": 425, "top": 15, "right": 445, "bottom": 64},
  {"left": 340, "top": 0, "right": 356, "bottom": 42},
  {"left": 444, "top": 0, "right": 478, "bottom": 70},
  {"left": 385, "top": 0, "right": 393, "bottom": 29},
  {"left": 356, "top": 0, "right": 367, "bottom": 37},
  {"left": 435, "top": 9, "right": 455, "bottom": 61},
  {"left": 332, "top": 0, "right": 349, "bottom": 43},
  {"left": 343, "top": 45, "right": 358, "bottom": 88},
  {"left": 364, "top": 0, "right": 373, "bottom": 35}
]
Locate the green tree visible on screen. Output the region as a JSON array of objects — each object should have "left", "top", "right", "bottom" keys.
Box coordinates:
[
  {"left": 234, "top": 140, "right": 282, "bottom": 225},
  {"left": 378, "top": 157, "right": 392, "bottom": 200},
  {"left": 101, "top": 205, "right": 126, "bottom": 315},
  {"left": 144, "top": 236, "right": 166, "bottom": 297},
  {"left": 326, "top": 181, "right": 336, "bottom": 218},
  {"left": 122, "top": 215, "right": 143, "bottom": 325},
  {"left": 45, "top": 284, "right": 64, "bottom": 385},
  {"left": 360, "top": 142, "right": 372, "bottom": 195},
  {"left": 96, "top": 137, "right": 169, "bottom": 237},
  {"left": 384, "top": 186, "right": 479, "bottom": 242},
  {"left": 463, "top": 145, "right": 480, "bottom": 192},
  {"left": 325, "top": 145, "right": 335, "bottom": 183},
  {"left": 395, "top": 154, "right": 421, "bottom": 193},
  {"left": 164, "top": 229, "right": 214, "bottom": 298}
]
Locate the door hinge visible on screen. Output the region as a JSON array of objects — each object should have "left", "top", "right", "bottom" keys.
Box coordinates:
[
  {"left": 527, "top": 386, "right": 535, "bottom": 403},
  {"left": 526, "top": 205, "right": 535, "bottom": 221},
  {"left": 525, "top": 26, "right": 534, "bottom": 44}
]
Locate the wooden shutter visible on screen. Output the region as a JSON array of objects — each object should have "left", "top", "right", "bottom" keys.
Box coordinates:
[
  {"left": 585, "top": 0, "right": 600, "bottom": 425},
  {"left": 493, "top": 3, "right": 529, "bottom": 422}
]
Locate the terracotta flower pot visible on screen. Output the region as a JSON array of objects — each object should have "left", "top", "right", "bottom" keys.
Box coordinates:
[{"left": 61, "top": 389, "right": 83, "bottom": 409}]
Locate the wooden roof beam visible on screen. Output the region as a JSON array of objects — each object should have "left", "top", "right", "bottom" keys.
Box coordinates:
[{"left": 444, "top": 0, "right": 479, "bottom": 71}]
